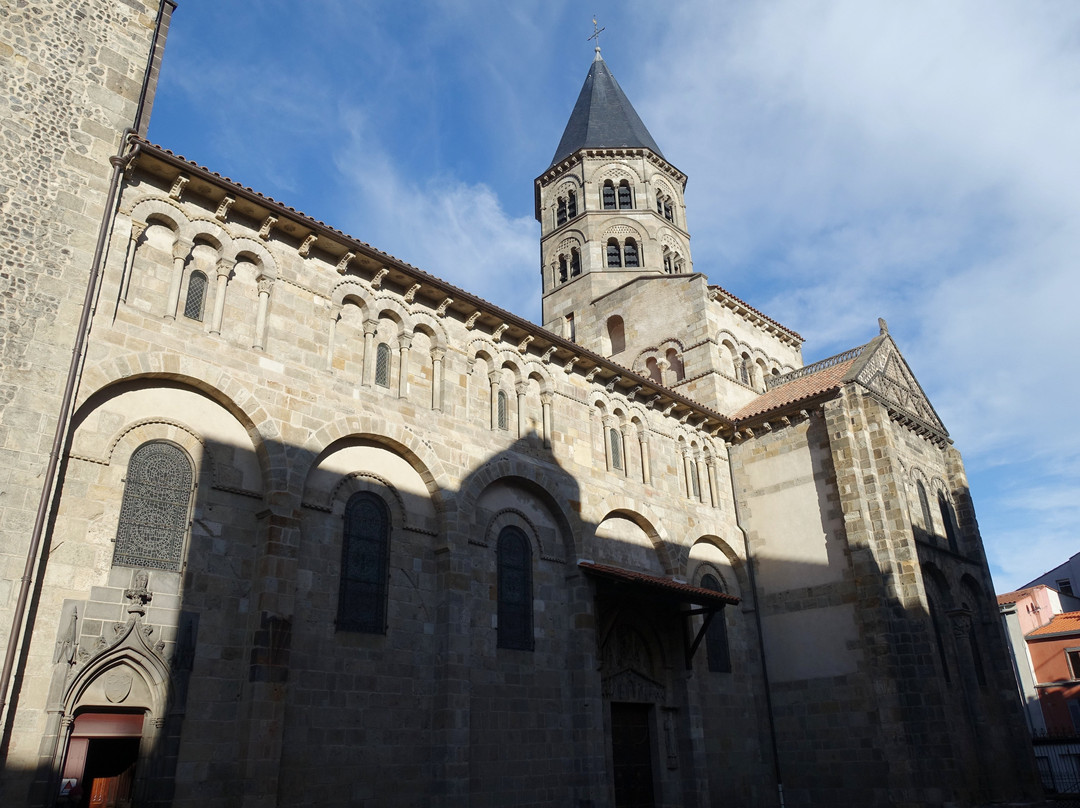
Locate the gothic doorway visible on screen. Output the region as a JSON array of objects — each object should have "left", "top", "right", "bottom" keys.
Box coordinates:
[
  {"left": 59, "top": 712, "right": 143, "bottom": 808},
  {"left": 611, "top": 702, "right": 656, "bottom": 808}
]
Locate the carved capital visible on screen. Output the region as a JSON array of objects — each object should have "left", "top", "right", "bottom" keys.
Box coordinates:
[
  {"left": 515, "top": 381, "right": 529, "bottom": 397},
  {"left": 215, "top": 257, "right": 235, "bottom": 279},
  {"left": 171, "top": 238, "right": 193, "bottom": 262},
  {"left": 488, "top": 370, "right": 502, "bottom": 386},
  {"left": 398, "top": 333, "right": 413, "bottom": 350},
  {"left": 130, "top": 220, "right": 148, "bottom": 242},
  {"left": 430, "top": 346, "right": 446, "bottom": 362},
  {"left": 363, "top": 317, "right": 380, "bottom": 336},
  {"left": 257, "top": 274, "right": 275, "bottom": 296},
  {"left": 540, "top": 390, "right": 554, "bottom": 405}
]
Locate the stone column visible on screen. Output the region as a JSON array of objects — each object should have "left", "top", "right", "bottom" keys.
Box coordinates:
[
  {"left": 165, "top": 237, "right": 193, "bottom": 319},
  {"left": 696, "top": 455, "right": 708, "bottom": 503},
  {"left": 362, "top": 318, "right": 379, "bottom": 386},
  {"left": 706, "top": 454, "right": 720, "bottom": 508},
  {"left": 397, "top": 333, "right": 413, "bottom": 399},
  {"left": 488, "top": 371, "right": 501, "bottom": 430},
  {"left": 540, "top": 391, "right": 553, "bottom": 449},
  {"left": 639, "top": 432, "right": 652, "bottom": 485},
  {"left": 209, "top": 257, "right": 234, "bottom": 335},
  {"left": 121, "top": 220, "right": 147, "bottom": 303},
  {"left": 431, "top": 347, "right": 445, "bottom": 411},
  {"left": 515, "top": 381, "right": 528, "bottom": 439},
  {"left": 325, "top": 304, "right": 342, "bottom": 371},
  {"left": 252, "top": 274, "right": 274, "bottom": 350}
]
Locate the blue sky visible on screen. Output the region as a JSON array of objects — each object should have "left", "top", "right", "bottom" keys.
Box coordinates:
[{"left": 148, "top": 0, "right": 1080, "bottom": 593}]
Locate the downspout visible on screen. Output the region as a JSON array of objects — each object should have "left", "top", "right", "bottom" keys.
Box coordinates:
[
  {"left": 727, "top": 448, "right": 785, "bottom": 808},
  {"left": 0, "top": 0, "right": 172, "bottom": 735}
]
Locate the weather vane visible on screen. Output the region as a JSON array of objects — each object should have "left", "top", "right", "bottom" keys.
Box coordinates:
[{"left": 588, "top": 16, "right": 605, "bottom": 52}]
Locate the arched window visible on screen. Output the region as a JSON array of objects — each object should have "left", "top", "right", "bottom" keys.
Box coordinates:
[
  {"left": 570, "top": 248, "right": 581, "bottom": 277},
  {"left": 609, "top": 427, "right": 623, "bottom": 471},
  {"left": 623, "top": 239, "right": 639, "bottom": 268},
  {"left": 113, "top": 442, "right": 193, "bottom": 571},
  {"left": 567, "top": 190, "right": 577, "bottom": 218},
  {"left": 646, "top": 357, "right": 662, "bottom": 384},
  {"left": 337, "top": 491, "right": 390, "bottom": 633},
  {"left": 497, "top": 526, "right": 533, "bottom": 650},
  {"left": 663, "top": 248, "right": 673, "bottom": 274},
  {"left": 183, "top": 270, "right": 208, "bottom": 321},
  {"left": 558, "top": 255, "right": 568, "bottom": 283},
  {"left": 916, "top": 481, "right": 933, "bottom": 541},
  {"left": 556, "top": 197, "right": 567, "bottom": 226},
  {"left": 939, "top": 493, "right": 960, "bottom": 553},
  {"left": 375, "top": 342, "right": 391, "bottom": 387},
  {"left": 700, "top": 573, "right": 731, "bottom": 673},
  {"left": 739, "top": 355, "right": 751, "bottom": 386},
  {"left": 666, "top": 348, "right": 684, "bottom": 382},
  {"left": 497, "top": 390, "right": 508, "bottom": 430},
  {"left": 607, "top": 315, "right": 625, "bottom": 355},
  {"left": 928, "top": 598, "right": 951, "bottom": 684},
  {"left": 656, "top": 196, "right": 664, "bottom": 215},
  {"left": 663, "top": 201, "right": 674, "bottom": 222},
  {"left": 618, "top": 181, "right": 632, "bottom": 209},
  {"left": 602, "top": 181, "right": 616, "bottom": 210},
  {"left": 606, "top": 239, "right": 622, "bottom": 268},
  {"left": 689, "top": 459, "right": 701, "bottom": 499}
]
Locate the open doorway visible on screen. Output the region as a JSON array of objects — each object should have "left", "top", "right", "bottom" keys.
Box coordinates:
[
  {"left": 59, "top": 712, "right": 142, "bottom": 807},
  {"left": 610, "top": 701, "right": 656, "bottom": 808}
]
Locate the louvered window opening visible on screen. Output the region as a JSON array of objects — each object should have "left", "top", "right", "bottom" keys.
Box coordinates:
[
  {"left": 609, "top": 428, "right": 622, "bottom": 470},
  {"left": 618, "top": 184, "right": 632, "bottom": 209},
  {"left": 497, "top": 526, "right": 533, "bottom": 650},
  {"left": 183, "top": 270, "right": 208, "bottom": 321},
  {"left": 375, "top": 342, "right": 391, "bottom": 387},
  {"left": 338, "top": 492, "right": 390, "bottom": 633},
  {"left": 623, "top": 241, "right": 639, "bottom": 267},
  {"left": 567, "top": 192, "right": 577, "bottom": 218},
  {"left": 602, "top": 184, "right": 616, "bottom": 210},
  {"left": 606, "top": 242, "right": 621, "bottom": 268},
  {"left": 113, "top": 442, "right": 193, "bottom": 571}
]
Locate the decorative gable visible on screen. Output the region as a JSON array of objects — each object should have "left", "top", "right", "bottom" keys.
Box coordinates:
[{"left": 854, "top": 338, "right": 948, "bottom": 439}]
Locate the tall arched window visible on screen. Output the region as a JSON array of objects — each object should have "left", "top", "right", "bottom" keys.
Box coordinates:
[
  {"left": 337, "top": 491, "right": 390, "bottom": 633},
  {"left": 567, "top": 190, "right": 577, "bottom": 218},
  {"left": 700, "top": 573, "right": 731, "bottom": 673},
  {"left": 663, "top": 200, "right": 674, "bottom": 222},
  {"left": 183, "top": 270, "right": 208, "bottom": 321},
  {"left": 602, "top": 181, "right": 616, "bottom": 210},
  {"left": 606, "top": 239, "right": 622, "bottom": 267},
  {"left": 916, "top": 481, "right": 933, "bottom": 541},
  {"left": 607, "top": 315, "right": 625, "bottom": 355},
  {"left": 656, "top": 196, "right": 663, "bottom": 215},
  {"left": 113, "top": 442, "right": 193, "bottom": 571},
  {"left": 609, "top": 427, "right": 623, "bottom": 471},
  {"left": 558, "top": 255, "right": 568, "bottom": 283},
  {"left": 570, "top": 248, "right": 581, "bottom": 277},
  {"left": 497, "top": 526, "right": 533, "bottom": 650},
  {"left": 556, "top": 197, "right": 567, "bottom": 226},
  {"left": 497, "top": 390, "right": 508, "bottom": 430},
  {"left": 623, "top": 239, "right": 639, "bottom": 268},
  {"left": 939, "top": 493, "right": 960, "bottom": 553},
  {"left": 739, "top": 356, "right": 751, "bottom": 386},
  {"left": 618, "top": 181, "right": 632, "bottom": 209},
  {"left": 663, "top": 247, "right": 673, "bottom": 274},
  {"left": 375, "top": 342, "right": 391, "bottom": 387}
]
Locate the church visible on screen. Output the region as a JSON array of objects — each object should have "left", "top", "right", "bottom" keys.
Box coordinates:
[{"left": 0, "top": 2, "right": 1042, "bottom": 806}]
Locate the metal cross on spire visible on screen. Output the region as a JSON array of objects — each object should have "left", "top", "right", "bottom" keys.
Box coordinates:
[{"left": 588, "top": 16, "right": 605, "bottom": 53}]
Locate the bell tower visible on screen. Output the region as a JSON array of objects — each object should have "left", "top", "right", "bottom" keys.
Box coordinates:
[{"left": 536, "top": 48, "right": 692, "bottom": 344}]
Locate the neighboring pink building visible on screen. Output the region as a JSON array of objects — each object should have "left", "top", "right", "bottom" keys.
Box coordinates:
[{"left": 998, "top": 585, "right": 1070, "bottom": 732}]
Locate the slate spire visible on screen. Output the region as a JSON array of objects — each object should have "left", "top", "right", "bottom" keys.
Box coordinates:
[{"left": 549, "top": 51, "right": 664, "bottom": 168}]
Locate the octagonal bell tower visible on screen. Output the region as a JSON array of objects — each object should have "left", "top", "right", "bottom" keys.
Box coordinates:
[{"left": 536, "top": 48, "right": 692, "bottom": 343}]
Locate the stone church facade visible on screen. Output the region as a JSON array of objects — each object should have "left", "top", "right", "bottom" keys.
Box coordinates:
[{"left": 0, "top": 2, "right": 1041, "bottom": 807}]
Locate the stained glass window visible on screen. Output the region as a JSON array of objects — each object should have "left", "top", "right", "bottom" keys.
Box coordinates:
[
  {"left": 337, "top": 492, "right": 390, "bottom": 633},
  {"left": 113, "top": 442, "right": 193, "bottom": 571},
  {"left": 375, "top": 342, "right": 391, "bottom": 387},
  {"left": 183, "top": 270, "right": 208, "bottom": 321},
  {"left": 701, "top": 573, "right": 731, "bottom": 673},
  {"left": 497, "top": 526, "right": 533, "bottom": 650}
]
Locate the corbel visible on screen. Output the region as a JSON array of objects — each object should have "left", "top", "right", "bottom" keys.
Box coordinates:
[
  {"left": 465, "top": 311, "right": 482, "bottom": 329},
  {"left": 403, "top": 283, "right": 421, "bottom": 303},
  {"left": 215, "top": 195, "right": 234, "bottom": 221},
  {"left": 541, "top": 346, "right": 557, "bottom": 363},
  {"left": 370, "top": 268, "right": 389, "bottom": 289},
  {"left": 435, "top": 297, "right": 453, "bottom": 317},
  {"left": 563, "top": 357, "right": 579, "bottom": 374},
  {"left": 605, "top": 375, "right": 621, "bottom": 392},
  {"left": 169, "top": 173, "right": 189, "bottom": 200},
  {"left": 517, "top": 335, "right": 534, "bottom": 353},
  {"left": 335, "top": 252, "right": 355, "bottom": 275},
  {"left": 584, "top": 368, "right": 600, "bottom": 384},
  {"left": 626, "top": 385, "right": 642, "bottom": 400},
  {"left": 648, "top": 394, "right": 662, "bottom": 409},
  {"left": 258, "top": 215, "right": 278, "bottom": 240},
  {"left": 298, "top": 234, "right": 318, "bottom": 257},
  {"left": 492, "top": 323, "right": 509, "bottom": 341}
]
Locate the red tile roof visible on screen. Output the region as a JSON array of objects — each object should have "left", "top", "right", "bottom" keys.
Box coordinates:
[
  {"left": 997, "top": 587, "right": 1037, "bottom": 605},
  {"left": 731, "top": 356, "right": 858, "bottom": 422},
  {"left": 1028, "top": 611, "right": 1080, "bottom": 638},
  {"left": 578, "top": 561, "right": 740, "bottom": 606}
]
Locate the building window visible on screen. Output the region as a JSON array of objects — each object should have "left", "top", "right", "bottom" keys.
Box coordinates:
[
  {"left": 556, "top": 197, "right": 567, "bottom": 226},
  {"left": 113, "top": 442, "right": 193, "bottom": 571},
  {"left": 607, "top": 315, "right": 625, "bottom": 355},
  {"left": 663, "top": 248, "right": 673, "bottom": 274},
  {"left": 567, "top": 190, "right": 577, "bottom": 218},
  {"left": 623, "top": 239, "right": 639, "bottom": 267},
  {"left": 929, "top": 600, "right": 951, "bottom": 684},
  {"left": 690, "top": 460, "right": 701, "bottom": 499},
  {"left": 602, "top": 181, "right": 616, "bottom": 210},
  {"left": 1067, "top": 649, "right": 1080, "bottom": 680},
  {"left": 337, "top": 491, "right": 390, "bottom": 633},
  {"left": 606, "top": 239, "right": 622, "bottom": 267},
  {"left": 656, "top": 197, "right": 663, "bottom": 215},
  {"left": 558, "top": 255, "right": 568, "bottom": 283},
  {"left": 497, "top": 526, "right": 533, "bottom": 650},
  {"left": 939, "top": 493, "right": 960, "bottom": 552},
  {"left": 739, "top": 356, "right": 751, "bottom": 386},
  {"left": 570, "top": 248, "right": 581, "bottom": 277},
  {"left": 1059, "top": 579, "right": 1075, "bottom": 598},
  {"left": 609, "top": 427, "right": 623, "bottom": 471},
  {"left": 618, "top": 181, "right": 632, "bottom": 209},
  {"left": 183, "top": 270, "right": 208, "bottom": 321},
  {"left": 664, "top": 201, "right": 674, "bottom": 222},
  {"left": 700, "top": 573, "right": 731, "bottom": 673},
  {"left": 375, "top": 342, "right": 391, "bottom": 387},
  {"left": 916, "top": 481, "right": 933, "bottom": 541},
  {"left": 497, "top": 390, "right": 508, "bottom": 430}
]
